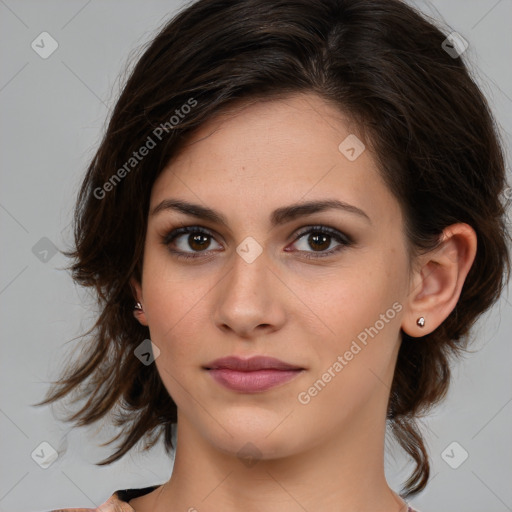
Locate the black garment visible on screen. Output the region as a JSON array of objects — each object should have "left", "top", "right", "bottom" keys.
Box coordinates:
[{"left": 114, "top": 484, "right": 164, "bottom": 502}]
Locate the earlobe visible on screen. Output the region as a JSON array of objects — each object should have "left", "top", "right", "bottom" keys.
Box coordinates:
[
  {"left": 129, "top": 276, "right": 148, "bottom": 326},
  {"left": 133, "top": 301, "right": 148, "bottom": 325},
  {"left": 402, "top": 223, "right": 477, "bottom": 338}
]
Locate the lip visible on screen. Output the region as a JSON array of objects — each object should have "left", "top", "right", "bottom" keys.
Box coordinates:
[
  {"left": 204, "top": 356, "right": 303, "bottom": 371},
  {"left": 203, "top": 356, "right": 304, "bottom": 393}
]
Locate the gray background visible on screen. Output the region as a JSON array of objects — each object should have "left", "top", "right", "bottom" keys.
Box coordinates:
[{"left": 0, "top": 1, "right": 511, "bottom": 511}]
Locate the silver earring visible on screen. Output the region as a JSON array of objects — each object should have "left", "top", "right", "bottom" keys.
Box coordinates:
[
  {"left": 134, "top": 302, "right": 143, "bottom": 311},
  {"left": 416, "top": 316, "right": 425, "bottom": 327}
]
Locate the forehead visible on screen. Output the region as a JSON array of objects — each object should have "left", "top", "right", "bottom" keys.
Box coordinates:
[
  {"left": 150, "top": 93, "right": 400, "bottom": 231},
  {"left": 166, "top": 94, "right": 364, "bottom": 175}
]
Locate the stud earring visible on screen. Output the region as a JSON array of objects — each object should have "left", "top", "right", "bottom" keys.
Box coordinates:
[
  {"left": 416, "top": 316, "right": 425, "bottom": 327},
  {"left": 134, "top": 302, "right": 143, "bottom": 311}
]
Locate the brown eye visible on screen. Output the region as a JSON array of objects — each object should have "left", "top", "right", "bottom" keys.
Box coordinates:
[
  {"left": 187, "top": 233, "right": 212, "bottom": 251},
  {"left": 163, "top": 226, "right": 222, "bottom": 260},
  {"left": 289, "top": 226, "right": 352, "bottom": 258}
]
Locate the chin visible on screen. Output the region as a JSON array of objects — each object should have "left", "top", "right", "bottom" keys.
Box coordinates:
[{"left": 202, "top": 412, "right": 305, "bottom": 460}]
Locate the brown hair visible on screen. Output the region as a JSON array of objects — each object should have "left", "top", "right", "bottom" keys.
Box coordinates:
[{"left": 35, "top": 0, "right": 510, "bottom": 497}]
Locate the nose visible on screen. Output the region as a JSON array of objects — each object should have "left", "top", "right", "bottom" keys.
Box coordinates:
[{"left": 212, "top": 247, "right": 287, "bottom": 339}]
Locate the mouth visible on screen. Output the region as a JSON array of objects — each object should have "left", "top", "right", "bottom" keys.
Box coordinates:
[{"left": 203, "top": 355, "right": 305, "bottom": 393}]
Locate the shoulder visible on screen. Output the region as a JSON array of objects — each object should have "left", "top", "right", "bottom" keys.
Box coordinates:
[
  {"left": 48, "top": 484, "right": 162, "bottom": 512},
  {"left": 49, "top": 491, "right": 133, "bottom": 512}
]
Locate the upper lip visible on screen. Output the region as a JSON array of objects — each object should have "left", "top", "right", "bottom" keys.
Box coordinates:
[{"left": 204, "top": 356, "right": 303, "bottom": 371}]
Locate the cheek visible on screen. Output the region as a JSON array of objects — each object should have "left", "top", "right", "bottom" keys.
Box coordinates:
[
  {"left": 318, "top": 262, "right": 400, "bottom": 337},
  {"left": 141, "top": 248, "right": 214, "bottom": 340},
  {"left": 140, "top": 265, "right": 225, "bottom": 397},
  {"left": 296, "top": 287, "right": 403, "bottom": 429},
  {"left": 305, "top": 246, "right": 406, "bottom": 380}
]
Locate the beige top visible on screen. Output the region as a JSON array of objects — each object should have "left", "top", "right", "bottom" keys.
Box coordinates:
[{"left": 50, "top": 484, "right": 421, "bottom": 511}]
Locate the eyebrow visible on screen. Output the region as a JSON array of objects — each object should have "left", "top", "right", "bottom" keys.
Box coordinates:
[{"left": 150, "top": 198, "right": 371, "bottom": 226}]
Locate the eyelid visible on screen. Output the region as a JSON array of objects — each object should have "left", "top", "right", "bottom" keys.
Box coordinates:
[
  {"left": 287, "top": 225, "right": 353, "bottom": 259},
  {"left": 161, "top": 223, "right": 353, "bottom": 260},
  {"left": 292, "top": 225, "right": 353, "bottom": 245},
  {"left": 162, "top": 223, "right": 352, "bottom": 242},
  {"left": 162, "top": 225, "right": 221, "bottom": 249}
]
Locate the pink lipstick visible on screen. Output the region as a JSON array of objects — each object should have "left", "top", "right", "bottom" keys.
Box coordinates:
[{"left": 204, "top": 356, "right": 304, "bottom": 393}]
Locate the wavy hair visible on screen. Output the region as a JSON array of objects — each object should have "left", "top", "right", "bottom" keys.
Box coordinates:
[{"left": 35, "top": 0, "right": 510, "bottom": 497}]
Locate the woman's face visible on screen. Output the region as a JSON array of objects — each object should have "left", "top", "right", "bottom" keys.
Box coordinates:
[{"left": 133, "top": 93, "right": 412, "bottom": 459}]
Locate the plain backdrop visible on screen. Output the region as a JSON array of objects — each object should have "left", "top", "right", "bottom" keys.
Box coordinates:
[{"left": 0, "top": 1, "right": 511, "bottom": 511}]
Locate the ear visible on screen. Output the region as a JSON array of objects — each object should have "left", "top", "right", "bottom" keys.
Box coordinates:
[
  {"left": 130, "top": 276, "right": 149, "bottom": 326},
  {"left": 402, "top": 223, "right": 477, "bottom": 337}
]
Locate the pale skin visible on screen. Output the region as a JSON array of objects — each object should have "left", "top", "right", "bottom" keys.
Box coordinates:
[{"left": 129, "top": 93, "right": 477, "bottom": 512}]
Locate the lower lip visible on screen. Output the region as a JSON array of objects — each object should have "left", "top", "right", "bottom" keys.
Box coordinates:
[{"left": 207, "top": 368, "right": 303, "bottom": 392}]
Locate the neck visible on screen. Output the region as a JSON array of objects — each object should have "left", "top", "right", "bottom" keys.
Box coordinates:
[{"left": 146, "top": 406, "right": 406, "bottom": 512}]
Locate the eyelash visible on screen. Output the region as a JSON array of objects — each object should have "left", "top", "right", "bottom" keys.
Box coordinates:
[{"left": 161, "top": 225, "right": 353, "bottom": 261}]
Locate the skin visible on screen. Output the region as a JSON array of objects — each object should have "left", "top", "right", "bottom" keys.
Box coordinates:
[{"left": 130, "top": 92, "right": 476, "bottom": 512}]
